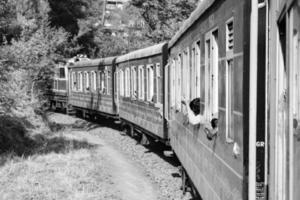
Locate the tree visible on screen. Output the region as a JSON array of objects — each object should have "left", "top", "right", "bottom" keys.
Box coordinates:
[{"left": 130, "top": 0, "right": 199, "bottom": 42}]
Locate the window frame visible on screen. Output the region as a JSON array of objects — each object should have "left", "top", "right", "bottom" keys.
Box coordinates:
[
  {"left": 155, "top": 63, "right": 161, "bottom": 104},
  {"left": 78, "top": 72, "right": 83, "bottom": 92},
  {"left": 146, "top": 64, "right": 154, "bottom": 102},
  {"left": 138, "top": 65, "right": 145, "bottom": 100},
  {"left": 84, "top": 71, "right": 90, "bottom": 92},
  {"left": 125, "top": 67, "right": 130, "bottom": 97},
  {"left": 72, "top": 72, "right": 77, "bottom": 91},
  {"left": 119, "top": 69, "right": 124, "bottom": 97},
  {"left": 170, "top": 59, "right": 176, "bottom": 108},
  {"left": 175, "top": 55, "right": 182, "bottom": 111},
  {"left": 131, "top": 66, "right": 137, "bottom": 99},
  {"left": 205, "top": 27, "right": 219, "bottom": 120},
  {"left": 91, "top": 71, "right": 97, "bottom": 92}
]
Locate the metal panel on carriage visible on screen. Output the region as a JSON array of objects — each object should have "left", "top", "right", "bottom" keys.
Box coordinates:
[
  {"left": 68, "top": 57, "right": 117, "bottom": 117},
  {"left": 115, "top": 43, "right": 168, "bottom": 140},
  {"left": 167, "top": 0, "right": 247, "bottom": 199}
]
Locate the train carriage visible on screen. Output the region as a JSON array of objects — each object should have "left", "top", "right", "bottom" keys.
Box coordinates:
[
  {"left": 115, "top": 43, "right": 168, "bottom": 141},
  {"left": 68, "top": 57, "right": 118, "bottom": 118},
  {"left": 46, "top": 0, "right": 300, "bottom": 199},
  {"left": 48, "top": 61, "right": 69, "bottom": 111},
  {"left": 166, "top": 0, "right": 249, "bottom": 199}
]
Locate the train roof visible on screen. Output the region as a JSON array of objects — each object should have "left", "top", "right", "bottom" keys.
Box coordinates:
[
  {"left": 169, "top": 0, "right": 216, "bottom": 48},
  {"left": 116, "top": 42, "right": 167, "bottom": 64},
  {"left": 69, "top": 56, "right": 116, "bottom": 68}
]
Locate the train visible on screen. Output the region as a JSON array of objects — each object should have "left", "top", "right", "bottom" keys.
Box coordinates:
[{"left": 48, "top": 0, "right": 300, "bottom": 199}]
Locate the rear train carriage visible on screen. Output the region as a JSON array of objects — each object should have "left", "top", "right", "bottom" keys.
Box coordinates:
[
  {"left": 68, "top": 57, "right": 117, "bottom": 118},
  {"left": 48, "top": 61, "right": 69, "bottom": 111},
  {"left": 115, "top": 43, "right": 168, "bottom": 141},
  {"left": 166, "top": 0, "right": 249, "bottom": 199}
]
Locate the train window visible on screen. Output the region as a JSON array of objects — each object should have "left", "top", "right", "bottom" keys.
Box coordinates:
[
  {"left": 196, "top": 41, "right": 201, "bottom": 98},
  {"left": 59, "top": 68, "right": 65, "bottom": 78},
  {"left": 114, "top": 71, "right": 117, "bottom": 96},
  {"left": 131, "top": 66, "right": 137, "bottom": 99},
  {"left": 84, "top": 72, "right": 90, "bottom": 92},
  {"left": 146, "top": 65, "right": 154, "bottom": 102},
  {"left": 191, "top": 48, "right": 195, "bottom": 99},
  {"left": 78, "top": 72, "right": 83, "bottom": 91},
  {"left": 176, "top": 55, "right": 182, "bottom": 111},
  {"left": 107, "top": 70, "right": 111, "bottom": 95},
  {"left": 182, "top": 51, "right": 187, "bottom": 102},
  {"left": 184, "top": 49, "right": 190, "bottom": 101},
  {"left": 138, "top": 65, "right": 145, "bottom": 100},
  {"left": 99, "top": 71, "right": 105, "bottom": 94},
  {"left": 119, "top": 70, "right": 124, "bottom": 96},
  {"left": 72, "top": 72, "right": 77, "bottom": 91},
  {"left": 226, "top": 59, "right": 234, "bottom": 142},
  {"left": 205, "top": 39, "right": 211, "bottom": 118},
  {"left": 91, "top": 71, "right": 96, "bottom": 92},
  {"left": 170, "top": 60, "right": 176, "bottom": 108},
  {"left": 226, "top": 19, "right": 234, "bottom": 52},
  {"left": 125, "top": 68, "right": 130, "bottom": 97},
  {"left": 212, "top": 30, "right": 219, "bottom": 117},
  {"left": 156, "top": 63, "right": 161, "bottom": 104},
  {"left": 205, "top": 29, "right": 219, "bottom": 119}
]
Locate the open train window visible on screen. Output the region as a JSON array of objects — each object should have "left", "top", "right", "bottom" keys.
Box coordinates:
[
  {"left": 226, "top": 59, "right": 234, "bottom": 142},
  {"left": 91, "top": 71, "right": 96, "bottom": 92},
  {"left": 78, "top": 72, "right": 83, "bottom": 91},
  {"left": 119, "top": 70, "right": 124, "bottom": 96},
  {"left": 170, "top": 60, "right": 176, "bottom": 108},
  {"left": 195, "top": 41, "right": 201, "bottom": 99},
  {"left": 146, "top": 65, "right": 154, "bottom": 102},
  {"left": 155, "top": 63, "right": 161, "bottom": 104},
  {"left": 114, "top": 71, "right": 117, "bottom": 96},
  {"left": 99, "top": 71, "right": 105, "bottom": 94},
  {"left": 176, "top": 55, "right": 182, "bottom": 111},
  {"left": 138, "top": 65, "right": 144, "bottom": 100},
  {"left": 84, "top": 71, "right": 90, "bottom": 92},
  {"left": 131, "top": 66, "right": 137, "bottom": 99},
  {"left": 72, "top": 72, "right": 77, "bottom": 91},
  {"left": 205, "top": 29, "right": 219, "bottom": 119},
  {"left": 125, "top": 68, "right": 130, "bottom": 97},
  {"left": 59, "top": 68, "right": 65, "bottom": 79},
  {"left": 182, "top": 50, "right": 187, "bottom": 103},
  {"left": 183, "top": 49, "right": 190, "bottom": 102},
  {"left": 107, "top": 70, "right": 111, "bottom": 95}
]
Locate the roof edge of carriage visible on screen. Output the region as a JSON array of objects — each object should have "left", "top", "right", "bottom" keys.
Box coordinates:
[
  {"left": 68, "top": 56, "right": 116, "bottom": 68},
  {"left": 169, "top": 0, "right": 216, "bottom": 48},
  {"left": 115, "top": 42, "right": 167, "bottom": 64}
]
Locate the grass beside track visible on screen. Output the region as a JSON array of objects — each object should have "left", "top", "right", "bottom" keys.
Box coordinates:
[{"left": 0, "top": 128, "right": 121, "bottom": 200}]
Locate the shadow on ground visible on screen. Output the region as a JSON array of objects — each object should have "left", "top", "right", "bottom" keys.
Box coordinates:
[{"left": 0, "top": 115, "right": 98, "bottom": 167}]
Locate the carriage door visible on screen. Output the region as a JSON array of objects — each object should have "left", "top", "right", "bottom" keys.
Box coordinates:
[{"left": 288, "top": 3, "right": 300, "bottom": 199}]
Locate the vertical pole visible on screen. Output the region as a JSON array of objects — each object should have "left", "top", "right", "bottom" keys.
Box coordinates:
[{"left": 249, "top": 0, "right": 258, "bottom": 199}]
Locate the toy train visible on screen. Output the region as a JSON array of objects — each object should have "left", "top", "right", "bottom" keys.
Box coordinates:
[{"left": 48, "top": 0, "right": 300, "bottom": 199}]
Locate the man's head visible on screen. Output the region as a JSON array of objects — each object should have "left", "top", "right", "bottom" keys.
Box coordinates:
[{"left": 189, "top": 98, "right": 201, "bottom": 115}]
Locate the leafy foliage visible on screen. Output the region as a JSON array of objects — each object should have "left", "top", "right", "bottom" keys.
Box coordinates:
[{"left": 130, "top": 0, "right": 199, "bottom": 42}]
